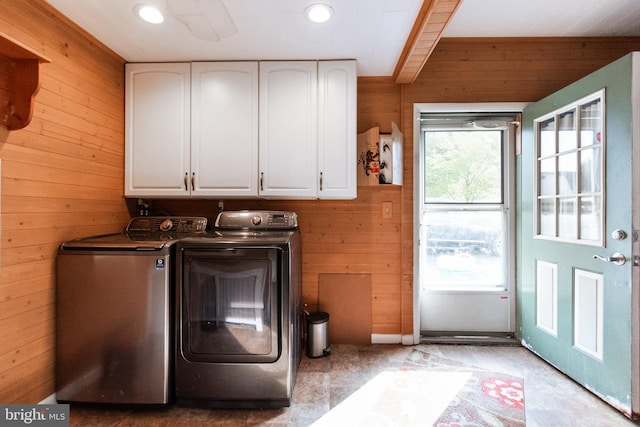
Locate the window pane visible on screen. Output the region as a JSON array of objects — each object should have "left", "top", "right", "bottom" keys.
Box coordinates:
[
  {"left": 580, "top": 146, "right": 601, "bottom": 193},
  {"left": 558, "top": 110, "right": 577, "bottom": 152},
  {"left": 580, "top": 195, "right": 602, "bottom": 240},
  {"left": 558, "top": 197, "right": 577, "bottom": 239},
  {"left": 424, "top": 131, "right": 502, "bottom": 203},
  {"left": 580, "top": 98, "right": 602, "bottom": 147},
  {"left": 539, "top": 117, "right": 556, "bottom": 157},
  {"left": 558, "top": 153, "right": 577, "bottom": 195},
  {"left": 539, "top": 158, "right": 556, "bottom": 196},
  {"left": 424, "top": 210, "right": 503, "bottom": 288},
  {"left": 539, "top": 198, "right": 555, "bottom": 236}
]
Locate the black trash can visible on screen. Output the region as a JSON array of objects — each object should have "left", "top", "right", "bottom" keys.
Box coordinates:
[{"left": 306, "top": 312, "right": 330, "bottom": 358}]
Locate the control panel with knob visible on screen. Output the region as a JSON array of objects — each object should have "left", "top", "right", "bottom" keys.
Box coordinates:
[
  {"left": 215, "top": 211, "right": 298, "bottom": 230},
  {"left": 160, "top": 219, "right": 173, "bottom": 232}
]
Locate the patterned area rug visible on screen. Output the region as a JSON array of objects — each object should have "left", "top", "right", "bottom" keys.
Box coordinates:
[{"left": 312, "top": 349, "right": 525, "bottom": 427}]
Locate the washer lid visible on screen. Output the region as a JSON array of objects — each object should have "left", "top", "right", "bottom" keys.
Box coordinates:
[
  {"left": 60, "top": 216, "right": 209, "bottom": 250},
  {"left": 60, "top": 233, "right": 171, "bottom": 250}
]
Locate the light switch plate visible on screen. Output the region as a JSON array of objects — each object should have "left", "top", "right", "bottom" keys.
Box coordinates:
[{"left": 382, "top": 202, "right": 392, "bottom": 219}]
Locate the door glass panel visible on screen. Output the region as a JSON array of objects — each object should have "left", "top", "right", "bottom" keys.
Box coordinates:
[
  {"left": 539, "top": 198, "right": 556, "bottom": 236},
  {"left": 424, "top": 131, "right": 502, "bottom": 203},
  {"left": 580, "top": 195, "right": 602, "bottom": 241},
  {"left": 558, "top": 109, "right": 577, "bottom": 152},
  {"left": 580, "top": 98, "right": 602, "bottom": 147},
  {"left": 539, "top": 117, "right": 556, "bottom": 157},
  {"left": 423, "top": 127, "right": 506, "bottom": 291},
  {"left": 558, "top": 197, "right": 577, "bottom": 239},
  {"left": 539, "top": 158, "right": 556, "bottom": 196},
  {"left": 558, "top": 153, "right": 577, "bottom": 195},
  {"left": 424, "top": 210, "right": 504, "bottom": 289},
  {"left": 535, "top": 90, "right": 604, "bottom": 244},
  {"left": 580, "top": 146, "right": 602, "bottom": 193}
]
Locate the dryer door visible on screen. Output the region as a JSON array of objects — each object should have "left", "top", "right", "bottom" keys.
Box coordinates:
[{"left": 179, "top": 247, "right": 281, "bottom": 363}]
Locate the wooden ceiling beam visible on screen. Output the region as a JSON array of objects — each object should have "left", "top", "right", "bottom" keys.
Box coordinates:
[{"left": 393, "top": 0, "right": 462, "bottom": 84}]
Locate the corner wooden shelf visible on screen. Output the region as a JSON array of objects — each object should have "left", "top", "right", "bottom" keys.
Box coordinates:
[{"left": 0, "top": 31, "right": 51, "bottom": 130}]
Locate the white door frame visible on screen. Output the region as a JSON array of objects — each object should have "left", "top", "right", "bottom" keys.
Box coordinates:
[{"left": 411, "top": 102, "right": 530, "bottom": 344}]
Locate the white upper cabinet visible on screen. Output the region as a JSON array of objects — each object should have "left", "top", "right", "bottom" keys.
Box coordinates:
[
  {"left": 191, "top": 62, "right": 259, "bottom": 197},
  {"left": 125, "top": 63, "right": 191, "bottom": 197},
  {"left": 258, "top": 61, "right": 318, "bottom": 199},
  {"left": 125, "top": 60, "right": 357, "bottom": 200},
  {"left": 318, "top": 60, "right": 357, "bottom": 199}
]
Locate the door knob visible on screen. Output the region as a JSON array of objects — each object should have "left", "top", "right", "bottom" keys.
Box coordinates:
[
  {"left": 593, "top": 253, "right": 626, "bottom": 266},
  {"left": 611, "top": 229, "right": 627, "bottom": 240}
]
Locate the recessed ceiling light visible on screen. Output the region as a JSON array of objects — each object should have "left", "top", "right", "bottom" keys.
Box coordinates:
[
  {"left": 304, "top": 4, "right": 334, "bottom": 23},
  {"left": 134, "top": 4, "right": 164, "bottom": 24}
]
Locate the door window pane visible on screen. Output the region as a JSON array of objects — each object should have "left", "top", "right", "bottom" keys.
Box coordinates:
[
  {"left": 423, "top": 210, "right": 504, "bottom": 289},
  {"left": 580, "top": 98, "right": 602, "bottom": 147},
  {"left": 580, "top": 195, "right": 602, "bottom": 241},
  {"left": 558, "top": 197, "right": 577, "bottom": 239},
  {"left": 558, "top": 110, "right": 577, "bottom": 152},
  {"left": 539, "top": 117, "right": 556, "bottom": 157},
  {"left": 558, "top": 153, "right": 577, "bottom": 195},
  {"left": 539, "top": 198, "right": 556, "bottom": 236},
  {"left": 424, "top": 131, "right": 502, "bottom": 203},
  {"left": 539, "top": 158, "right": 556, "bottom": 196},
  {"left": 580, "top": 146, "right": 601, "bottom": 193},
  {"left": 535, "top": 90, "right": 604, "bottom": 244}
]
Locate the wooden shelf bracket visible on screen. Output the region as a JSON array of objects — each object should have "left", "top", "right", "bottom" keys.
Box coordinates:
[{"left": 0, "top": 32, "right": 51, "bottom": 131}]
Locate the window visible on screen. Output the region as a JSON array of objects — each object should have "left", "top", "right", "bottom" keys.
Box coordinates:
[
  {"left": 421, "top": 113, "right": 515, "bottom": 290},
  {"left": 534, "top": 90, "right": 604, "bottom": 245}
]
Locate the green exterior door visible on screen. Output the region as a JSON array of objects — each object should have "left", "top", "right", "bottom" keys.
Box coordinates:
[{"left": 518, "top": 52, "right": 640, "bottom": 417}]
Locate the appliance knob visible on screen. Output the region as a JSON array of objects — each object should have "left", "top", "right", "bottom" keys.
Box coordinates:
[
  {"left": 251, "top": 215, "right": 262, "bottom": 226},
  {"left": 160, "top": 219, "right": 173, "bottom": 232}
]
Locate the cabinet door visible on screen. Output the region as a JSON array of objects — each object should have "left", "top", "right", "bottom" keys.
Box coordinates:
[
  {"left": 318, "top": 60, "right": 357, "bottom": 199},
  {"left": 191, "top": 62, "right": 259, "bottom": 197},
  {"left": 259, "top": 61, "right": 317, "bottom": 198},
  {"left": 125, "top": 63, "right": 191, "bottom": 197}
]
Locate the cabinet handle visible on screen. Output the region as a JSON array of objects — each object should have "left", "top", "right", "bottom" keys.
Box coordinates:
[
  {"left": 191, "top": 172, "right": 195, "bottom": 191},
  {"left": 260, "top": 172, "right": 264, "bottom": 191},
  {"left": 184, "top": 173, "right": 188, "bottom": 191},
  {"left": 319, "top": 172, "right": 323, "bottom": 191}
]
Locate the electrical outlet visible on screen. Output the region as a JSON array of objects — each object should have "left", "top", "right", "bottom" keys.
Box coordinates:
[{"left": 382, "top": 202, "right": 392, "bottom": 219}]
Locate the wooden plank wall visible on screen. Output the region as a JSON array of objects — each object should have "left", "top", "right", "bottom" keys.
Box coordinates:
[{"left": 0, "top": 0, "right": 128, "bottom": 403}]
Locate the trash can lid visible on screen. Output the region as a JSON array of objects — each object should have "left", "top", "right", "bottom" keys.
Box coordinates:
[{"left": 308, "top": 311, "right": 329, "bottom": 324}]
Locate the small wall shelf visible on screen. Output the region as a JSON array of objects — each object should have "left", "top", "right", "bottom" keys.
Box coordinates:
[{"left": 0, "top": 32, "right": 51, "bottom": 131}]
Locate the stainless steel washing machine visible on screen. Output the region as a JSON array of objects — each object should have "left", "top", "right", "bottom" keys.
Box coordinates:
[
  {"left": 174, "top": 210, "right": 302, "bottom": 408},
  {"left": 55, "top": 216, "right": 207, "bottom": 405}
]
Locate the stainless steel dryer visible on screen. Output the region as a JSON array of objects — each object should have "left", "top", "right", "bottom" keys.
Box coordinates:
[
  {"left": 56, "top": 216, "right": 207, "bottom": 405},
  {"left": 174, "top": 210, "right": 302, "bottom": 408}
]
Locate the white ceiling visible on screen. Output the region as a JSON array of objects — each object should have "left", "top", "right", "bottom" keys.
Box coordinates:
[
  {"left": 44, "top": 0, "right": 640, "bottom": 77},
  {"left": 444, "top": 0, "right": 640, "bottom": 37}
]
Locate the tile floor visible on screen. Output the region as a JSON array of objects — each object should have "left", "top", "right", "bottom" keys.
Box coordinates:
[{"left": 68, "top": 344, "right": 640, "bottom": 426}]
